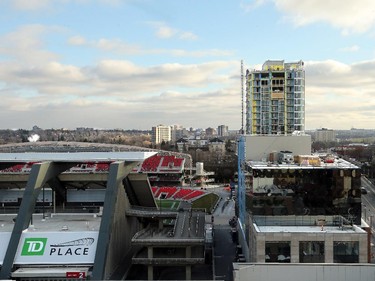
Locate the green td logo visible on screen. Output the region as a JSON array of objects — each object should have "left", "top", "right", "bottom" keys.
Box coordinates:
[{"left": 21, "top": 238, "right": 47, "bottom": 256}]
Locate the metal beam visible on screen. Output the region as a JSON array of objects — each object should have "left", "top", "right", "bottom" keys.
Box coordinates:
[
  {"left": 46, "top": 176, "right": 66, "bottom": 202},
  {"left": 92, "top": 161, "right": 135, "bottom": 280},
  {"left": 0, "top": 161, "right": 73, "bottom": 279}
]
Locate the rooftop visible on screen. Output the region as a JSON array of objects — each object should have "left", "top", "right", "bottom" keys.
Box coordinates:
[
  {"left": 248, "top": 154, "right": 359, "bottom": 170},
  {"left": 0, "top": 151, "right": 156, "bottom": 163},
  {"left": 0, "top": 213, "right": 102, "bottom": 233},
  {"left": 252, "top": 215, "right": 366, "bottom": 234}
]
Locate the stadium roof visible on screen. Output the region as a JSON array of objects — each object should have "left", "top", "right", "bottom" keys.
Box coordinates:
[{"left": 0, "top": 152, "right": 156, "bottom": 163}]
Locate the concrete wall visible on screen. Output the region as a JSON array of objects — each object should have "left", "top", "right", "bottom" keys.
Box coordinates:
[
  {"left": 104, "top": 184, "right": 141, "bottom": 279},
  {"left": 233, "top": 263, "right": 375, "bottom": 281},
  {"left": 249, "top": 221, "right": 368, "bottom": 264},
  {"left": 245, "top": 135, "right": 311, "bottom": 161}
]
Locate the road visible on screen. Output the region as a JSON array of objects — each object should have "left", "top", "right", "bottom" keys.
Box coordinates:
[
  {"left": 210, "top": 185, "right": 236, "bottom": 281},
  {"left": 361, "top": 177, "right": 375, "bottom": 262},
  {"left": 361, "top": 177, "right": 375, "bottom": 227}
]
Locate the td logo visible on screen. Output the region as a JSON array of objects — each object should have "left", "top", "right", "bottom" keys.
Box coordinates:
[{"left": 21, "top": 238, "right": 47, "bottom": 256}]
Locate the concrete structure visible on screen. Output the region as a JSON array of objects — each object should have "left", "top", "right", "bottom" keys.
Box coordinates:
[
  {"left": 244, "top": 134, "right": 311, "bottom": 161},
  {"left": 0, "top": 152, "right": 154, "bottom": 280},
  {"left": 217, "top": 125, "right": 228, "bottom": 137},
  {"left": 247, "top": 155, "right": 362, "bottom": 224},
  {"left": 0, "top": 150, "right": 206, "bottom": 281},
  {"left": 315, "top": 128, "right": 336, "bottom": 142},
  {"left": 152, "top": 124, "right": 171, "bottom": 144},
  {"left": 234, "top": 149, "right": 373, "bottom": 281},
  {"left": 248, "top": 215, "right": 368, "bottom": 263},
  {"left": 130, "top": 208, "right": 206, "bottom": 281},
  {"left": 236, "top": 136, "right": 371, "bottom": 280},
  {"left": 205, "top": 127, "right": 216, "bottom": 136},
  {"left": 233, "top": 263, "right": 375, "bottom": 281},
  {"left": 246, "top": 60, "right": 305, "bottom": 135},
  {"left": 207, "top": 137, "right": 225, "bottom": 154}
]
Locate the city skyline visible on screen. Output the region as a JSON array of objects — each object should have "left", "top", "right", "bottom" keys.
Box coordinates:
[{"left": 0, "top": 1, "right": 375, "bottom": 130}]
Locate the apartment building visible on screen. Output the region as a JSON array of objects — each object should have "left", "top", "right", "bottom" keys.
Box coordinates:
[
  {"left": 315, "top": 128, "right": 336, "bottom": 142},
  {"left": 152, "top": 124, "right": 171, "bottom": 144},
  {"left": 246, "top": 60, "right": 305, "bottom": 135}
]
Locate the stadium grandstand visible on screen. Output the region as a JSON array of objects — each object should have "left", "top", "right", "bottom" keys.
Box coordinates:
[
  {"left": 152, "top": 186, "right": 205, "bottom": 201},
  {"left": 133, "top": 154, "right": 186, "bottom": 186},
  {"left": 0, "top": 142, "right": 216, "bottom": 280},
  {"left": 0, "top": 142, "right": 192, "bottom": 186}
]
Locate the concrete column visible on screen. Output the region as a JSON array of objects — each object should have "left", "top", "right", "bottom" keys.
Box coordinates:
[
  {"left": 290, "top": 238, "right": 299, "bottom": 263},
  {"left": 185, "top": 246, "right": 192, "bottom": 280},
  {"left": 0, "top": 162, "right": 73, "bottom": 280},
  {"left": 148, "top": 266, "right": 153, "bottom": 281},
  {"left": 147, "top": 247, "right": 153, "bottom": 280},
  {"left": 186, "top": 265, "right": 191, "bottom": 280},
  {"left": 92, "top": 161, "right": 135, "bottom": 280},
  {"left": 159, "top": 219, "right": 163, "bottom": 230},
  {"left": 186, "top": 246, "right": 191, "bottom": 258},
  {"left": 148, "top": 246, "right": 153, "bottom": 258},
  {"left": 359, "top": 235, "right": 368, "bottom": 263},
  {"left": 325, "top": 236, "right": 333, "bottom": 263}
]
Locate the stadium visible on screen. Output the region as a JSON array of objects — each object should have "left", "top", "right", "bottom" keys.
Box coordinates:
[{"left": 0, "top": 142, "right": 223, "bottom": 281}]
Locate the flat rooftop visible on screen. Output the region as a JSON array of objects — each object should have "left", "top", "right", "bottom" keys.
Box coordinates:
[
  {"left": 132, "top": 210, "right": 206, "bottom": 245},
  {"left": 0, "top": 213, "right": 101, "bottom": 233},
  {"left": 252, "top": 215, "right": 366, "bottom": 234},
  {"left": 255, "top": 225, "right": 366, "bottom": 234},
  {"left": 248, "top": 157, "right": 359, "bottom": 170},
  {"left": 0, "top": 151, "right": 156, "bottom": 163}
]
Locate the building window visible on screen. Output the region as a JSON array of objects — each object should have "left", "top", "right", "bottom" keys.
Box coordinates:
[
  {"left": 333, "top": 241, "right": 359, "bottom": 263},
  {"left": 265, "top": 241, "right": 290, "bottom": 263},
  {"left": 299, "top": 241, "right": 324, "bottom": 263}
]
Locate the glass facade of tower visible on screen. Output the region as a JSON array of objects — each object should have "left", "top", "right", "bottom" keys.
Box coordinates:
[{"left": 246, "top": 60, "right": 305, "bottom": 135}]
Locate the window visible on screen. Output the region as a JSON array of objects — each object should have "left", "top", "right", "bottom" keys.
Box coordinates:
[
  {"left": 333, "top": 241, "right": 359, "bottom": 263},
  {"left": 299, "top": 241, "right": 324, "bottom": 263},
  {"left": 265, "top": 241, "right": 290, "bottom": 263}
]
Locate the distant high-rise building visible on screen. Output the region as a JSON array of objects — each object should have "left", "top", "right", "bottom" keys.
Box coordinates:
[
  {"left": 205, "top": 127, "right": 216, "bottom": 136},
  {"left": 152, "top": 125, "right": 171, "bottom": 144},
  {"left": 171, "top": 124, "right": 184, "bottom": 143},
  {"left": 246, "top": 60, "right": 305, "bottom": 135},
  {"left": 217, "top": 125, "right": 228, "bottom": 137},
  {"left": 315, "top": 128, "right": 336, "bottom": 142}
]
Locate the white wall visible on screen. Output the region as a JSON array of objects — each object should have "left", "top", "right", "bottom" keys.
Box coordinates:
[
  {"left": 245, "top": 135, "right": 311, "bottom": 161},
  {"left": 233, "top": 263, "right": 375, "bottom": 281}
]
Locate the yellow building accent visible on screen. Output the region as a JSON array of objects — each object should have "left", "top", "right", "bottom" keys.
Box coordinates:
[
  {"left": 264, "top": 64, "right": 284, "bottom": 71},
  {"left": 271, "top": 92, "right": 284, "bottom": 99}
]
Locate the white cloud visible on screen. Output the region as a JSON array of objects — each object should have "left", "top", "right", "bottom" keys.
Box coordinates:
[
  {"left": 0, "top": 55, "right": 239, "bottom": 129},
  {"left": 7, "top": 0, "right": 122, "bottom": 12},
  {"left": 156, "top": 25, "right": 177, "bottom": 39},
  {"left": 272, "top": 0, "right": 375, "bottom": 34},
  {"left": 68, "top": 35, "right": 87, "bottom": 46},
  {"left": 179, "top": 32, "right": 198, "bottom": 41},
  {"left": 89, "top": 60, "right": 239, "bottom": 95},
  {"left": 0, "top": 56, "right": 374, "bottom": 130},
  {"left": 148, "top": 22, "right": 198, "bottom": 41},
  {"left": 10, "top": 0, "right": 51, "bottom": 11},
  {"left": 304, "top": 59, "right": 375, "bottom": 129},
  {"left": 67, "top": 35, "right": 232, "bottom": 57},
  {"left": 0, "top": 24, "right": 62, "bottom": 65},
  {"left": 339, "top": 45, "right": 360, "bottom": 52},
  {"left": 240, "top": 0, "right": 268, "bottom": 12}
]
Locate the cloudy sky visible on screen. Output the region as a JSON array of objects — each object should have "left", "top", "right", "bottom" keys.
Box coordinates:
[{"left": 0, "top": 0, "right": 375, "bottom": 131}]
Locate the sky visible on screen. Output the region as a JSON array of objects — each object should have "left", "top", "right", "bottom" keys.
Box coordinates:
[{"left": 0, "top": 0, "right": 375, "bottom": 131}]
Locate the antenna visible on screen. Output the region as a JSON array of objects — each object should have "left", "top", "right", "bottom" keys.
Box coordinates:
[{"left": 241, "top": 60, "right": 244, "bottom": 134}]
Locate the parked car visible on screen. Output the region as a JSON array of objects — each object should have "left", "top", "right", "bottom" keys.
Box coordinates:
[{"left": 361, "top": 187, "right": 368, "bottom": 195}]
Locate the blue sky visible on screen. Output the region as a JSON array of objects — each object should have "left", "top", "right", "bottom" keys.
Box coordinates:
[{"left": 0, "top": 0, "right": 375, "bottom": 131}]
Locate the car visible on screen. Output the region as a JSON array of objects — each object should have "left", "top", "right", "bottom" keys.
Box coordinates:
[{"left": 361, "top": 187, "right": 368, "bottom": 195}]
